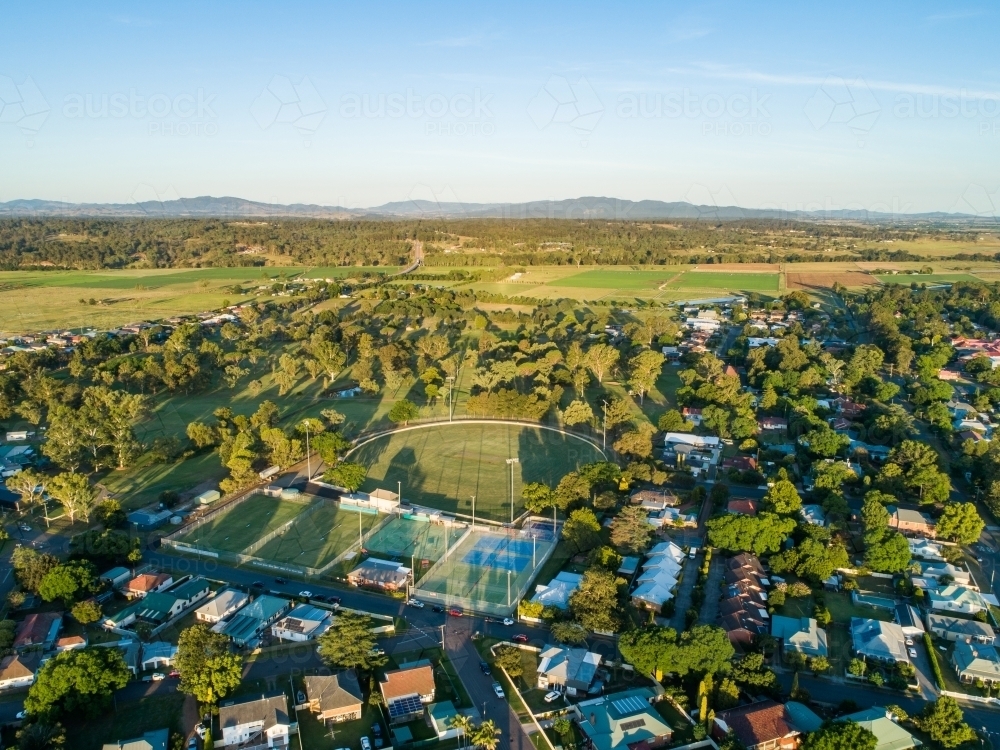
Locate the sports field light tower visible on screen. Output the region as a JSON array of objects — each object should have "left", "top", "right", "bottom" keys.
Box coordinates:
[{"left": 505, "top": 457, "right": 519, "bottom": 524}]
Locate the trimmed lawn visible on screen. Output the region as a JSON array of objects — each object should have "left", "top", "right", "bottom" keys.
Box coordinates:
[
  {"left": 670, "top": 272, "right": 779, "bottom": 291},
  {"left": 174, "top": 495, "right": 310, "bottom": 553},
  {"left": 296, "top": 703, "right": 388, "bottom": 750},
  {"left": 654, "top": 699, "right": 694, "bottom": 745}
]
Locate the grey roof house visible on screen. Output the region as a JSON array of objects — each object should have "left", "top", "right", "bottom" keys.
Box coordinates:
[
  {"left": 770, "top": 616, "right": 828, "bottom": 657},
  {"left": 952, "top": 641, "right": 1000, "bottom": 685},
  {"left": 101, "top": 728, "right": 170, "bottom": 750},
  {"left": 926, "top": 613, "right": 995, "bottom": 644},
  {"left": 851, "top": 618, "right": 909, "bottom": 664},
  {"left": 536, "top": 646, "right": 601, "bottom": 696}
]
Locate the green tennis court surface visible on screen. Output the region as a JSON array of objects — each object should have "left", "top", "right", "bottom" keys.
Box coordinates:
[
  {"left": 364, "top": 515, "right": 465, "bottom": 569},
  {"left": 174, "top": 496, "right": 310, "bottom": 554}
]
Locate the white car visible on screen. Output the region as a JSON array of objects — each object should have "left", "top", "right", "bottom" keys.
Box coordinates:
[
  {"left": 299, "top": 590, "right": 313, "bottom": 598},
  {"left": 361, "top": 737, "right": 372, "bottom": 750},
  {"left": 407, "top": 599, "right": 425, "bottom": 608},
  {"left": 492, "top": 682, "right": 505, "bottom": 699},
  {"left": 502, "top": 617, "right": 514, "bottom": 626},
  {"left": 905, "top": 638, "right": 914, "bottom": 646},
  {"left": 195, "top": 725, "right": 207, "bottom": 738},
  {"left": 15, "top": 710, "right": 27, "bottom": 720},
  {"left": 908, "top": 648, "right": 918, "bottom": 659},
  {"left": 151, "top": 672, "right": 166, "bottom": 681},
  {"left": 543, "top": 691, "right": 561, "bottom": 703}
]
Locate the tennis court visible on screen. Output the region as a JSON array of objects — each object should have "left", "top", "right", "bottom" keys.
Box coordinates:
[
  {"left": 414, "top": 526, "right": 558, "bottom": 615},
  {"left": 364, "top": 515, "right": 465, "bottom": 570},
  {"left": 253, "top": 500, "right": 384, "bottom": 568},
  {"left": 174, "top": 495, "right": 310, "bottom": 554}
]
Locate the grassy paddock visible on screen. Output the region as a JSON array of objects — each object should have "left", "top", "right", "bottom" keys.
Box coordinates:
[
  {"left": 351, "top": 422, "right": 605, "bottom": 520},
  {"left": 669, "top": 271, "right": 780, "bottom": 291},
  {"left": 254, "top": 502, "right": 383, "bottom": 568},
  {"left": 174, "top": 495, "right": 310, "bottom": 553}
]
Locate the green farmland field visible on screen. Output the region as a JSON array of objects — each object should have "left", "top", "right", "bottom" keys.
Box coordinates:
[
  {"left": 669, "top": 272, "right": 780, "bottom": 291},
  {"left": 547, "top": 269, "right": 677, "bottom": 289},
  {"left": 349, "top": 423, "right": 605, "bottom": 521},
  {"left": 875, "top": 273, "right": 983, "bottom": 285}
]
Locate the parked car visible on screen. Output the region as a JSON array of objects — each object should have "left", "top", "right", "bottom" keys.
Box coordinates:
[
  {"left": 448, "top": 608, "right": 463, "bottom": 617},
  {"left": 905, "top": 638, "right": 914, "bottom": 646},
  {"left": 432, "top": 605, "right": 444, "bottom": 613},
  {"left": 274, "top": 578, "right": 287, "bottom": 585},
  {"left": 502, "top": 617, "right": 514, "bottom": 626},
  {"left": 361, "top": 737, "right": 372, "bottom": 750},
  {"left": 299, "top": 590, "right": 313, "bottom": 598},
  {"left": 187, "top": 738, "right": 198, "bottom": 750},
  {"left": 151, "top": 672, "right": 165, "bottom": 681},
  {"left": 908, "top": 648, "right": 918, "bottom": 659},
  {"left": 512, "top": 634, "right": 529, "bottom": 644},
  {"left": 18, "top": 524, "right": 30, "bottom": 532},
  {"left": 15, "top": 710, "right": 27, "bottom": 720},
  {"left": 544, "top": 691, "right": 561, "bottom": 703},
  {"left": 168, "top": 670, "right": 180, "bottom": 678},
  {"left": 369, "top": 647, "right": 385, "bottom": 657},
  {"left": 407, "top": 599, "right": 425, "bottom": 608},
  {"left": 480, "top": 661, "right": 491, "bottom": 675},
  {"left": 195, "top": 725, "right": 207, "bottom": 738},
  {"left": 371, "top": 723, "right": 382, "bottom": 736},
  {"left": 251, "top": 581, "right": 264, "bottom": 588},
  {"left": 492, "top": 682, "right": 505, "bottom": 699},
  {"left": 328, "top": 596, "right": 341, "bottom": 606}
]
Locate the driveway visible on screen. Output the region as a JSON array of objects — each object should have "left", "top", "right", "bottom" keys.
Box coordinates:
[
  {"left": 698, "top": 553, "right": 725, "bottom": 625},
  {"left": 669, "top": 558, "right": 698, "bottom": 630},
  {"left": 907, "top": 636, "right": 939, "bottom": 700}
]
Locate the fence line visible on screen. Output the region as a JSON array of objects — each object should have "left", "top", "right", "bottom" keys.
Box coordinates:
[{"left": 240, "top": 494, "right": 325, "bottom": 557}]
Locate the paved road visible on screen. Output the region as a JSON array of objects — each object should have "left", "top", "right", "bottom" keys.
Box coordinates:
[{"left": 698, "top": 554, "right": 725, "bottom": 625}]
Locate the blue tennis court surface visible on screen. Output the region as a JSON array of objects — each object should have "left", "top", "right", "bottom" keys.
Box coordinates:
[{"left": 463, "top": 536, "right": 534, "bottom": 573}]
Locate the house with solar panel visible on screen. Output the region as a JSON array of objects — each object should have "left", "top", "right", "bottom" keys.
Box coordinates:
[
  {"left": 220, "top": 595, "right": 291, "bottom": 647},
  {"left": 575, "top": 688, "right": 672, "bottom": 750},
  {"left": 271, "top": 604, "right": 334, "bottom": 642},
  {"left": 380, "top": 663, "right": 436, "bottom": 725}
]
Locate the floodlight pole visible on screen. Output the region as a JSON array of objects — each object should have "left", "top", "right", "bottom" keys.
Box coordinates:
[
  {"left": 305, "top": 422, "right": 311, "bottom": 480},
  {"left": 533, "top": 534, "right": 536, "bottom": 568},
  {"left": 471, "top": 496, "right": 476, "bottom": 529},
  {"left": 506, "top": 458, "right": 519, "bottom": 525},
  {"left": 398, "top": 481, "right": 402, "bottom": 504},
  {"left": 507, "top": 569, "right": 511, "bottom": 607},
  {"left": 446, "top": 376, "right": 455, "bottom": 422},
  {"left": 602, "top": 400, "right": 609, "bottom": 450}
]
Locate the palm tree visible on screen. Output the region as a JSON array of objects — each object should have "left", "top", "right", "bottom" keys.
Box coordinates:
[
  {"left": 451, "top": 714, "right": 474, "bottom": 750},
  {"left": 472, "top": 720, "right": 502, "bottom": 750}
]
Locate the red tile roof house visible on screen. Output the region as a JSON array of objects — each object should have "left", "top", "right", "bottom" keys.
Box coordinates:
[
  {"left": 712, "top": 700, "right": 803, "bottom": 750},
  {"left": 728, "top": 553, "right": 766, "bottom": 578},
  {"left": 380, "top": 664, "right": 436, "bottom": 725},
  {"left": 727, "top": 499, "right": 759, "bottom": 517},
  {"left": 723, "top": 456, "right": 757, "bottom": 472},
  {"left": 14, "top": 612, "right": 63, "bottom": 652},
  {"left": 127, "top": 573, "right": 173, "bottom": 599},
  {"left": 681, "top": 407, "right": 703, "bottom": 426},
  {"left": 891, "top": 508, "right": 937, "bottom": 539}
]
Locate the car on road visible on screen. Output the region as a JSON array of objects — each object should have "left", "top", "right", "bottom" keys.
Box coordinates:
[
  {"left": 448, "top": 608, "right": 463, "bottom": 617},
  {"left": 187, "top": 738, "right": 198, "bottom": 749},
  {"left": 512, "top": 634, "right": 529, "bottom": 644},
  {"left": 328, "top": 596, "right": 341, "bottom": 606},
  {"left": 407, "top": 599, "right": 425, "bottom": 608},
  {"left": 369, "top": 647, "right": 385, "bottom": 657},
  {"left": 361, "top": 737, "right": 372, "bottom": 750},
  {"left": 908, "top": 648, "right": 918, "bottom": 659},
  {"left": 195, "top": 724, "right": 207, "bottom": 738},
  {"left": 480, "top": 661, "right": 491, "bottom": 675},
  {"left": 432, "top": 605, "right": 444, "bottom": 613},
  {"left": 502, "top": 617, "right": 514, "bottom": 626},
  {"left": 151, "top": 672, "right": 166, "bottom": 681},
  {"left": 299, "top": 590, "right": 313, "bottom": 598},
  {"left": 492, "top": 682, "right": 505, "bottom": 699},
  {"left": 544, "top": 691, "right": 561, "bottom": 703},
  {"left": 251, "top": 581, "right": 264, "bottom": 588},
  {"left": 168, "top": 670, "right": 180, "bottom": 678},
  {"left": 905, "top": 638, "right": 914, "bottom": 646},
  {"left": 274, "top": 578, "right": 287, "bottom": 585},
  {"left": 18, "top": 524, "right": 31, "bottom": 532},
  {"left": 15, "top": 710, "right": 27, "bottom": 720}
]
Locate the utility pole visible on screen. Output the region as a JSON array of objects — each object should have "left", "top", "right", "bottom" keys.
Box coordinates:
[
  {"left": 471, "top": 496, "right": 476, "bottom": 529},
  {"left": 507, "top": 569, "right": 511, "bottom": 607},
  {"left": 305, "top": 421, "right": 311, "bottom": 480},
  {"left": 398, "top": 480, "right": 402, "bottom": 504},
  {"left": 446, "top": 376, "right": 455, "bottom": 422},
  {"left": 602, "top": 400, "right": 609, "bottom": 450},
  {"left": 506, "top": 458, "right": 519, "bottom": 525}
]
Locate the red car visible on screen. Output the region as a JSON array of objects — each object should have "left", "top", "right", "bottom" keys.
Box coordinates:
[
  {"left": 512, "top": 634, "right": 529, "bottom": 644},
  {"left": 448, "top": 608, "right": 463, "bottom": 617}
]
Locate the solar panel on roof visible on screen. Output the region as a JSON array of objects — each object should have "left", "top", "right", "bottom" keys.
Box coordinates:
[
  {"left": 388, "top": 695, "right": 424, "bottom": 718},
  {"left": 611, "top": 695, "right": 647, "bottom": 715},
  {"left": 620, "top": 719, "right": 647, "bottom": 731}
]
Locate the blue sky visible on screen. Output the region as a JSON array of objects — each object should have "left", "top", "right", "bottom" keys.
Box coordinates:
[{"left": 1, "top": 1, "right": 998, "bottom": 214}]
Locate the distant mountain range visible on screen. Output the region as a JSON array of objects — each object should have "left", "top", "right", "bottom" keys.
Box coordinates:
[{"left": 0, "top": 195, "right": 982, "bottom": 222}]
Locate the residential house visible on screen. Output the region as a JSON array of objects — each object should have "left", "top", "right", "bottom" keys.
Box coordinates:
[
  {"left": 712, "top": 700, "right": 802, "bottom": 750},
  {"left": 195, "top": 588, "right": 250, "bottom": 624},
  {"left": 952, "top": 641, "right": 1000, "bottom": 685},
  {"left": 928, "top": 585, "right": 988, "bottom": 615},
  {"left": 727, "top": 499, "right": 759, "bottom": 516},
  {"left": 908, "top": 538, "right": 945, "bottom": 562},
  {"left": 920, "top": 563, "right": 973, "bottom": 587},
  {"left": 427, "top": 702, "right": 463, "bottom": 740},
  {"left": 531, "top": 572, "right": 583, "bottom": 610},
  {"left": 536, "top": 646, "right": 601, "bottom": 696},
  {"left": 54, "top": 635, "right": 87, "bottom": 653},
  {"left": 271, "top": 604, "right": 334, "bottom": 642},
  {"left": 893, "top": 604, "right": 925, "bottom": 638},
  {"left": 770, "top": 616, "right": 828, "bottom": 657},
  {"left": 101, "top": 728, "right": 170, "bottom": 750},
  {"left": 141, "top": 642, "right": 178, "bottom": 671},
  {"left": 799, "top": 505, "right": 826, "bottom": 527},
  {"left": 126, "top": 573, "right": 173, "bottom": 599},
  {"left": 722, "top": 455, "right": 758, "bottom": 473},
  {"left": 107, "top": 592, "right": 180, "bottom": 628},
  {"left": 100, "top": 567, "right": 132, "bottom": 589},
  {"left": 14, "top": 612, "right": 62, "bottom": 651},
  {"left": 848, "top": 441, "right": 891, "bottom": 461},
  {"left": 681, "top": 407, "right": 703, "bottom": 426},
  {"left": 218, "top": 694, "right": 292, "bottom": 748},
  {"left": 347, "top": 558, "right": 411, "bottom": 591},
  {"left": 722, "top": 606, "right": 770, "bottom": 649},
  {"left": 381, "top": 663, "right": 436, "bottom": 724},
  {"left": 220, "top": 595, "right": 291, "bottom": 647},
  {"left": 576, "top": 688, "right": 672, "bottom": 750},
  {"left": 631, "top": 542, "right": 684, "bottom": 610},
  {"left": 304, "top": 671, "right": 364, "bottom": 723},
  {"left": 889, "top": 507, "right": 936, "bottom": 538},
  {"left": 850, "top": 618, "right": 909, "bottom": 664},
  {"left": 0, "top": 652, "right": 41, "bottom": 690},
  {"left": 630, "top": 489, "right": 680, "bottom": 509},
  {"left": 728, "top": 553, "right": 767, "bottom": 579},
  {"left": 926, "top": 613, "right": 995, "bottom": 644},
  {"left": 841, "top": 708, "right": 919, "bottom": 750},
  {"left": 167, "top": 577, "right": 211, "bottom": 609}
]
